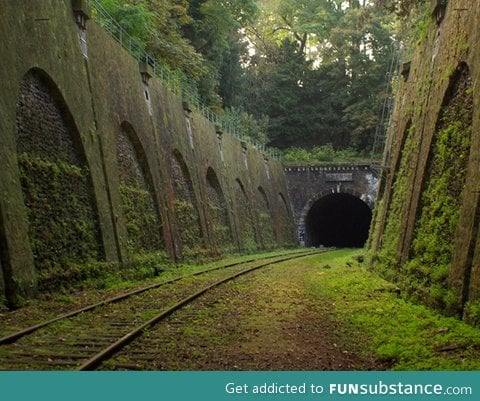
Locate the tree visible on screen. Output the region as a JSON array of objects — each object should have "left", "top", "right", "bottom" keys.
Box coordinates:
[
  {"left": 238, "top": 0, "right": 396, "bottom": 151},
  {"left": 98, "top": 0, "right": 397, "bottom": 153},
  {"left": 181, "top": 0, "right": 259, "bottom": 109}
]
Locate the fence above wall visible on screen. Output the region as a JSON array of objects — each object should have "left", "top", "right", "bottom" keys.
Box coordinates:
[{"left": 85, "top": 0, "right": 281, "bottom": 160}]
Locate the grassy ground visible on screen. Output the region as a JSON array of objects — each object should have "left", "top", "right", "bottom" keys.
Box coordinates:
[
  {"left": 0, "top": 248, "right": 310, "bottom": 337},
  {"left": 2, "top": 248, "right": 480, "bottom": 370},
  {"left": 304, "top": 249, "right": 480, "bottom": 370}
]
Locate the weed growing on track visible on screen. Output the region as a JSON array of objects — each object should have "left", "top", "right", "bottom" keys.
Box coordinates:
[
  {"left": 303, "top": 249, "right": 480, "bottom": 370},
  {"left": 0, "top": 248, "right": 306, "bottom": 338}
]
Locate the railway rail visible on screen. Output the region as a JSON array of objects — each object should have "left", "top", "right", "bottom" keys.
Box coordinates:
[{"left": 0, "top": 249, "right": 328, "bottom": 370}]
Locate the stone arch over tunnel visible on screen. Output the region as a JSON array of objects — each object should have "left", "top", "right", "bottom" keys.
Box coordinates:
[{"left": 303, "top": 192, "right": 372, "bottom": 248}]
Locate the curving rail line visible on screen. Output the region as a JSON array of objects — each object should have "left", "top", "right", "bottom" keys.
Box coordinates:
[{"left": 0, "top": 249, "right": 328, "bottom": 370}]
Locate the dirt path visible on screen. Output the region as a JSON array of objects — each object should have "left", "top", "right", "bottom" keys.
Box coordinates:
[{"left": 112, "top": 253, "right": 383, "bottom": 370}]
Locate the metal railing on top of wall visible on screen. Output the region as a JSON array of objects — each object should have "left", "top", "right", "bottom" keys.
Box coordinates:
[{"left": 86, "top": 0, "right": 281, "bottom": 160}]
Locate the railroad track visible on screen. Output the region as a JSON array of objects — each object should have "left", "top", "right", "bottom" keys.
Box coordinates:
[{"left": 0, "top": 249, "right": 328, "bottom": 370}]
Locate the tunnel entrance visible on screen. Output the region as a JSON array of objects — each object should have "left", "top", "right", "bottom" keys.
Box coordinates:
[{"left": 305, "top": 193, "right": 372, "bottom": 248}]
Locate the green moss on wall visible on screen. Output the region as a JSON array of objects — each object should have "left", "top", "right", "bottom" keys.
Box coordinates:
[
  {"left": 405, "top": 89, "right": 472, "bottom": 313},
  {"left": 259, "top": 212, "right": 276, "bottom": 249},
  {"left": 373, "top": 64, "right": 473, "bottom": 316},
  {"left": 206, "top": 169, "right": 234, "bottom": 252},
  {"left": 18, "top": 153, "right": 102, "bottom": 289},
  {"left": 256, "top": 187, "right": 275, "bottom": 249},
  {"left": 170, "top": 152, "right": 203, "bottom": 254},
  {"left": 234, "top": 180, "right": 257, "bottom": 252},
  {"left": 207, "top": 200, "right": 234, "bottom": 251},
  {"left": 15, "top": 69, "right": 103, "bottom": 291},
  {"left": 278, "top": 193, "right": 296, "bottom": 246},
  {"left": 119, "top": 181, "right": 163, "bottom": 254},
  {"left": 373, "top": 124, "right": 418, "bottom": 279},
  {"left": 174, "top": 198, "right": 203, "bottom": 253},
  {"left": 117, "top": 124, "right": 164, "bottom": 256}
]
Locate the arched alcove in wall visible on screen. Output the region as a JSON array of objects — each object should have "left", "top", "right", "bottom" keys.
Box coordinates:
[
  {"left": 277, "top": 192, "right": 295, "bottom": 245},
  {"left": 257, "top": 186, "right": 275, "bottom": 248},
  {"left": 234, "top": 178, "right": 256, "bottom": 251},
  {"left": 15, "top": 68, "right": 103, "bottom": 277},
  {"left": 171, "top": 149, "right": 202, "bottom": 250},
  {"left": 117, "top": 121, "right": 164, "bottom": 253},
  {"left": 408, "top": 62, "right": 473, "bottom": 310},
  {"left": 205, "top": 167, "right": 233, "bottom": 249}
]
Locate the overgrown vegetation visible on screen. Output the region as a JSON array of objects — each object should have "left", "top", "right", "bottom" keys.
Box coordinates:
[
  {"left": 119, "top": 182, "right": 164, "bottom": 254},
  {"left": 404, "top": 68, "right": 473, "bottom": 314},
  {"left": 258, "top": 212, "right": 276, "bottom": 249},
  {"left": 117, "top": 125, "right": 165, "bottom": 256},
  {"left": 0, "top": 248, "right": 306, "bottom": 335},
  {"left": 98, "top": 0, "right": 402, "bottom": 155},
  {"left": 174, "top": 199, "right": 203, "bottom": 250},
  {"left": 370, "top": 62, "right": 474, "bottom": 320},
  {"left": 306, "top": 250, "right": 480, "bottom": 370},
  {"left": 372, "top": 124, "right": 417, "bottom": 280},
  {"left": 18, "top": 153, "right": 103, "bottom": 291},
  {"left": 170, "top": 154, "right": 204, "bottom": 254},
  {"left": 282, "top": 144, "right": 375, "bottom": 164},
  {"left": 207, "top": 201, "right": 235, "bottom": 252}
]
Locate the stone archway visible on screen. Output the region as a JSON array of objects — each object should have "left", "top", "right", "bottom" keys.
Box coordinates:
[{"left": 299, "top": 189, "right": 373, "bottom": 248}]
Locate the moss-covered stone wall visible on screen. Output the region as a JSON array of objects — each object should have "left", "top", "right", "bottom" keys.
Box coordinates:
[
  {"left": 368, "top": 0, "right": 480, "bottom": 324},
  {"left": 0, "top": 0, "right": 295, "bottom": 307}
]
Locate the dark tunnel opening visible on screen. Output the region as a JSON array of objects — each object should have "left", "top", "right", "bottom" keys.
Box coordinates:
[{"left": 305, "top": 193, "right": 372, "bottom": 248}]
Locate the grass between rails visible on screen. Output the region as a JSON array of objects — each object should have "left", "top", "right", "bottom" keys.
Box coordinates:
[
  {"left": 0, "top": 248, "right": 306, "bottom": 337},
  {"left": 303, "top": 249, "right": 480, "bottom": 370},
  {"left": 3, "top": 248, "right": 480, "bottom": 371}
]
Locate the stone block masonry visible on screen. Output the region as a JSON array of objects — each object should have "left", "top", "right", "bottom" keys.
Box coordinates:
[
  {"left": 368, "top": 0, "right": 480, "bottom": 323},
  {"left": 285, "top": 164, "right": 378, "bottom": 248},
  {"left": 0, "top": 0, "right": 295, "bottom": 307}
]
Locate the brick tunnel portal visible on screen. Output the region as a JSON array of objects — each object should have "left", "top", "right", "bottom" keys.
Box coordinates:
[{"left": 304, "top": 193, "right": 372, "bottom": 248}]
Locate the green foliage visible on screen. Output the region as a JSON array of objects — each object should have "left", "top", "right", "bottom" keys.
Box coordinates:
[
  {"left": 119, "top": 181, "right": 164, "bottom": 254},
  {"left": 282, "top": 144, "right": 373, "bottom": 163},
  {"left": 375, "top": 0, "right": 427, "bottom": 17},
  {"left": 239, "top": 0, "right": 396, "bottom": 150},
  {"left": 98, "top": 0, "right": 157, "bottom": 47},
  {"left": 373, "top": 125, "right": 418, "bottom": 280},
  {"left": 18, "top": 153, "right": 102, "bottom": 276},
  {"left": 96, "top": 0, "right": 401, "bottom": 153},
  {"left": 174, "top": 199, "right": 202, "bottom": 250},
  {"left": 405, "top": 112, "right": 471, "bottom": 313},
  {"left": 221, "top": 107, "right": 269, "bottom": 145},
  {"left": 306, "top": 250, "right": 480, "bottom": 370},
  {"left": 464, "top": 300, "right": 480, "bottom": 327}
]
